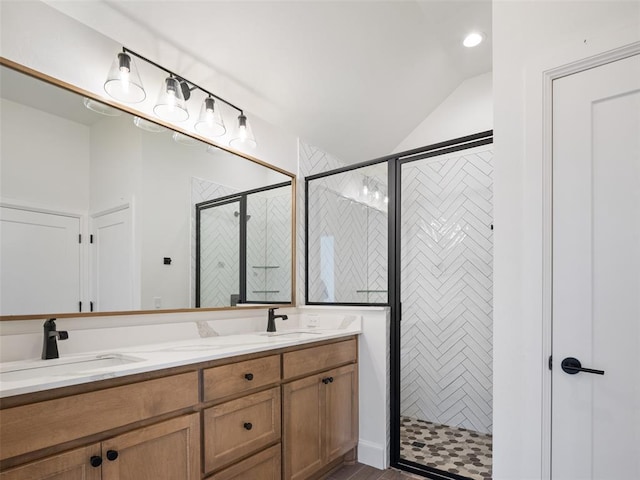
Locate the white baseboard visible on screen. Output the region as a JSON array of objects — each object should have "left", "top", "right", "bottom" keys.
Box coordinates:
[{"left": 358, "top": 439, "right": 387, "bottom": 470}]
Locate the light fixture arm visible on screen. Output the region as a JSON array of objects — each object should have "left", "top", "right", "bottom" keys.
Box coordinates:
[{"left": 121, "top": 46, "right": 244, "bottom": 115}]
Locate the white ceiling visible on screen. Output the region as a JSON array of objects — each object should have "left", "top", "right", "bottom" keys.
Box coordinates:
[{"left": 45, "top": 0, "right": 492, "bottom": 163}]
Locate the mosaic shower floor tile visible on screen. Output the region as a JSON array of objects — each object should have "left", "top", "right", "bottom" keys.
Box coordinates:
[{"left": 399, "top": 416, "right": 492, "bottom": 480}]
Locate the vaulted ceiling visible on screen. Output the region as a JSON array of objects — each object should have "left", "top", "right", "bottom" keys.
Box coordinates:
[{"left": 45, "top": 0, "right": 491, "bottom": 163}]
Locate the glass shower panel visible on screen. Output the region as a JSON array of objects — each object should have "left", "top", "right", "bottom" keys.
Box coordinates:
[
  {"left": 399, "top": 145, "right": 493, "bottom": 480},
  {"left": 197, "top": 199, "right": 240, "bottom": 307},
  {"left": 246, "top": 185, "right": 292, "bottom": 303},
  {"left": 307, "top": 162, "right": 388, "bottom": 304}
]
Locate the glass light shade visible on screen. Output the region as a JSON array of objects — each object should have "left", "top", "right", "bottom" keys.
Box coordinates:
[
  {"left": 229, "top": 114, "right": 257, "bottom": 149},
  {"left": 154, "top": 77, "right": 189, "bottom": 122},
  {"left": 83, "top": 98, "right": 122, "bottom": 117},
  {"left": 133, "top": 116, "right": 167, "bottom": 133},
  {"left": 172, "top": 131, "right": 199, "bottom": 146},
  {"left": 104, "top": 52, "right": 146, "bottom": 103},
  {"left": 194, "top": 97, "right": 226, "bottom": 137}
]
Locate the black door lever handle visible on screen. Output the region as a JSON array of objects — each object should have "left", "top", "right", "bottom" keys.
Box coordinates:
[{"left": 561, "top": 357, "right": 605, "bottom": 375}]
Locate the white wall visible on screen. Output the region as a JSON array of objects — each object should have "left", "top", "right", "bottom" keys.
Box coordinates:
[
  {"left": 0, "top": 98, "right": 90, "bottom": 212},
  {"left": 492, "top": 2, "right": 640, "bottom": 479},
  {"left": 393, "top": 72, "right": 492, "bottom": 153}
]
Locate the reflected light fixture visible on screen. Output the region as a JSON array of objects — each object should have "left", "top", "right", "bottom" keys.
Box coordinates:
[
  {"left": 195, "top": 96, "right": 226, "bottom": 137},
  {"left": 463, "top": 32, "right": 484, "bottom": 48},
  {"left": 172, "top": 131, "right": 200, "bottom": 146},
  {"left": 229, "top": 113, "right": 257, "bottom": 149},
  {"left": 154, "top": 76, "right": 189, "bottom": 122},
  {"left": 133, "top": 116, "right": 167, "bottom": 133},
  {"left": 104, "top": 46, "right": 256, "bottom": 147},
  {"left": 83, "top": 98, "right": 122, "bottom": 117},
  {"left": 104, "top": 51, "right": 146, "bottom": 103}
]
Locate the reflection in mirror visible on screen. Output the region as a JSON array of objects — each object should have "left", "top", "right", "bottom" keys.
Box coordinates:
[
  {"left": 195, "top": 183, "right": 292, "bottom": 307},
  {"left": 0, "top": 63, "right": 293, "bottom": 317}
]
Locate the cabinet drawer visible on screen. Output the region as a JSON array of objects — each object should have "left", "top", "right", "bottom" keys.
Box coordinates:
[
  {"left": 203, "top": 355, "right": 280, "bottom": 402},
  {"left": 204, "top": 387, "right": 281, "bottom": 473},
  {"left": 0, "top": 372, "right": 199, "bottom": 461},
  {"left": 282, "top": 338, "right": 357, "bottom": 379},
  {"left": 206, "top": 444, "right": 281, "bottom": 480}
]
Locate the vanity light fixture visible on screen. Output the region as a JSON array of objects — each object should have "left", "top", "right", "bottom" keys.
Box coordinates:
[
  {"left": 104, "top": 51, "right": 146, "bottom": 103},
  {"left": 463, "top": 32, "right": 484, "bottom": 48},
  {"left": 195, "top": 96, "right": 226, "bottom": 137},
  {"left": 154, "top": 76, "right": 190, "bottom": 122},
  {"left": 229, "top": 113, "right": 257, "bottom": 149},
  {"left": 104, "top": 47, "right": 256, "bottom": 147}
]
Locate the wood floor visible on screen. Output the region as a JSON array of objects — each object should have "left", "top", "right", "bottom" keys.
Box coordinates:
[{"left": 327, "top": 463, "right": 421, "bottom": 480}]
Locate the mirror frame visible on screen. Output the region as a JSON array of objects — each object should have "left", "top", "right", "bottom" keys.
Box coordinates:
[{"left": 0, "top": 57, "right": 297, "bottom": 320}]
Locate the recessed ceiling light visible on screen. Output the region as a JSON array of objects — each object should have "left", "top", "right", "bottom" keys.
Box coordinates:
[{"left": 463, "top": 32, "right": 484, "bottom": 48}]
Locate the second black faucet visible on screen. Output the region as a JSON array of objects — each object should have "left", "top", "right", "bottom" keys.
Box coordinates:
[{"left": 267, "top": 308, "right": 288, "bottom": 333}]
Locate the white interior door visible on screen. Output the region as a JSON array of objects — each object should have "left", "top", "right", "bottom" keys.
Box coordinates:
[
  {"left": 0, "top": 206, "right": 81, "bottom": 315},
  {"left": 91, "top": 206, "right": 134, "bottom": 312},
  {"left": 552, "top": 53, "right": 640, "bottom": 479}
]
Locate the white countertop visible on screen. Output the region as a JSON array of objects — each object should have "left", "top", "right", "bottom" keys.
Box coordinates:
[{"left": 0, "top": 325, "right": 361, "bottom": 399}]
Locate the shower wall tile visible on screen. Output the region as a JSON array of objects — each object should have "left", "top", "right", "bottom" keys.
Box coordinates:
[{"left": 400, "top": 147, "right": 493, "bottom": 435}]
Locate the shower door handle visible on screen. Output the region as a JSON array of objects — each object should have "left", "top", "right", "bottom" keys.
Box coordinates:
[{"left": 561, "top": 357, "right": 605, "bottom": 375}]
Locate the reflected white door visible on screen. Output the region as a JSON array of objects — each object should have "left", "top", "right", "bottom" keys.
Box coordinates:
[
  {"left": 552, "top": 54, "right": 640, "bottom": 479},
  {"left": 0, "top": 206, "right": 81, "bottom": 315},
  {"left": 91, "top": 206, "right": 134, "bottom": 312}
]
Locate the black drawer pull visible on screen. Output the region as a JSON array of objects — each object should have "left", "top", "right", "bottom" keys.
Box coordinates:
[
  {"left": 243, "top": 422, "right": 253, "bottom": 430},
  {"left": 106, "top": 450, "right": 118, "bottom": 461},
  {"left": 244, "top": 373, "right": 254, "bottom": 381},
  {"left": 90, "top": 456, "right": 102, "bottom": 467}
]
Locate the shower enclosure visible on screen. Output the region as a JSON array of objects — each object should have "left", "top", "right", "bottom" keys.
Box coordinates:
[
  {"left": 394, "top": 139, "right": 494, "bottom": 480},
  {"left": 306, "top": 132, "right": 493, "bottom": 480}
]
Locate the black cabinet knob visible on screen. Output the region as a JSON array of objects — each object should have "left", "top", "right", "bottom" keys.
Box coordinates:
[
  {"left": 328, "top": 377, "right": 334, "bottom": 383},
  {"left": 106, "top": 450, "right": 118, "bottom": 461},
  {"left": 322, "top": 378, "right": 330, "bottom": 384},
  {"left": 244, "top": 373, "right": 254, "bottom": 381},
  {"left": 243, "top": 422, "right": 253, "bottom": 430},
  {"left": 90, "top": 456, "right": 102, "bottom": 467}
]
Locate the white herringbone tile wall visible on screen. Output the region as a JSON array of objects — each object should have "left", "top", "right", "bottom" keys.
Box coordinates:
[{"left": 400, "top": 146, "right": 493, "bottom": 435}]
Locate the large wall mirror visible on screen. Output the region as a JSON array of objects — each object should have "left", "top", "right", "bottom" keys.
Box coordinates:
[{"left": 0, "top": 60, "right": 295, "bottom": 319}]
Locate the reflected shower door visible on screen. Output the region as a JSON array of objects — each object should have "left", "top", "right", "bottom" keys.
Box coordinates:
[
  {"left": 196, "top": 198, "right": 241, "bottom": 307},
  {"left": 398, "top": 145, "right": 493, "bottom": 480}
]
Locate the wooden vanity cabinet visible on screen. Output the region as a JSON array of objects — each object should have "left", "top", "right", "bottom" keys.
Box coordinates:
[
  {"left": 0, "top": 444, "right": 102, "bottom": 480},
  {"left": 0, "top": 336, "right": 359, "bottom": 480},
  {"left": 0, "top": 414, "right": 199, "bottom": 480},
  {"left": 101, "top": 414, "right": 199, "bottom": 480},
  {"left": 282, "top": 342, "right": 358, "bottom": 480}
]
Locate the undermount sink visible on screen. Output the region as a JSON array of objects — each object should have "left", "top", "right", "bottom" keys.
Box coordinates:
[
  {"left": 255, "top": 330, "right": 327, "bottom": 337},
  {"left": 0, "top": 354, "right": 144, "bottom": 383}
]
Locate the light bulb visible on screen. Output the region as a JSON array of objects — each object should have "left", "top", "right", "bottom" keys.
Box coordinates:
[
  {"left": 363, "top": 184, "right": 369, "bottom": 195},
  {"left": 374, "top": 189, "right": 380, "bottom": 200},
  {"left": 104, "top": 51, "right": 145, "bottom": 103},
  {"left": 384, "top": 196, "right": 389, "bottom": 204}
]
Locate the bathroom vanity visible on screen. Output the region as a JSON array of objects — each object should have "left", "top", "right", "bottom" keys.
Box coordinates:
[{"left": 0, "top": 332, "right": 359, "bottom": 480}]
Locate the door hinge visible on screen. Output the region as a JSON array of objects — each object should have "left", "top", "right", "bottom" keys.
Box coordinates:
[
  {"left": 548, "top": 355, "right": 553, "bottom": 370},
  {"left": 78, "top": 234, "right": 82, "bottom": 244},
  {"left": 79, "top": 301, "right": 82, "bottom": 312},
  {"left": 90, "top": 234, "right": 94, "bottom": 244}
]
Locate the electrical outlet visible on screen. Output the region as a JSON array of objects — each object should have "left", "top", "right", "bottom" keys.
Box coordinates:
[{"left": 153, "top": 297, "right": 162, "bottom": 309}]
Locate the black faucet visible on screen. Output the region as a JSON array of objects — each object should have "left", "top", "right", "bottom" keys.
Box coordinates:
[
  {"left": 42, "top": 318, "right": 68, "bottom": 360},
  {"left": 267, "top": 308, "right": 288, "bottom": 333}
]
